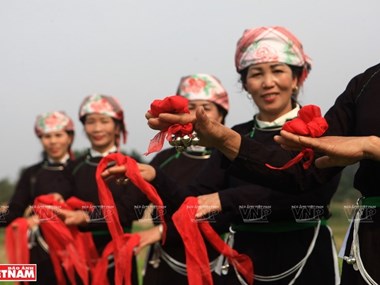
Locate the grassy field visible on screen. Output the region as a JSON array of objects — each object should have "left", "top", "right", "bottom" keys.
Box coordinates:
[{"left": 328, "top": 200, "right": 354, "bottom": 251}]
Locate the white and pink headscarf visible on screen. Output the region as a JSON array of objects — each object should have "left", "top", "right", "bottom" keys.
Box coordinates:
[
  {"left": 176, "top": 73, "right": 229, "bottom": 113},
  {"left": 235, "top": 26, "right": 312, "bottom": 85},
  {"left": 34, "top": 111, "right": 75, "bottom": 137},
  {"left": 79, "top": 94, "right": 127, "bottom": 145}
]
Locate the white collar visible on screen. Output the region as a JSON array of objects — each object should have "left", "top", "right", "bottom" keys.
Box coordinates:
[
  {"left": 90, "top": 145, "right": 117, "bottom": 157},
  {"left": 47, "top": 153, "right": 70, "bottom": 165},
  {"left": 185, "top": 145, "right": 207, "bottom": 153},
  {"left": 256, "top": 105, "right": 300, "bottom": 128}
]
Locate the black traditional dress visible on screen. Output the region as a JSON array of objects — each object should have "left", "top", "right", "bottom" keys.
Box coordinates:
[
  {"left": 3, "top": 156, "right": 73, "bottom": 284},
  {"left": 151, "top": 107, "right": 342, "bottom": 285},
  {"left": 68, "top": 149, "right": 147, "bottom": 285},
  {"left": 143, "top": 147, "right": 224, "bottom": 285},
  {"left": 324, "top": 63, "right": 380, "bottom": 285}
]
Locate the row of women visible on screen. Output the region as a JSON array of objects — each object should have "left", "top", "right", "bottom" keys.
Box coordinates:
[{"left": 2, "top": 25, "right": 378, "bottom": 285}]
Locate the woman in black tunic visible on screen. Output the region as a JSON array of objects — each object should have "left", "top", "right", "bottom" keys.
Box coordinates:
[
  {"left": 141, "top": 73, "right": 229, "bottom": 285},
  {"left": 3, "top": 111, "right": 75, "bottom": 284},
  {"left": 59, "top": 94, "right": 146, "bottom": 284},
  {"left": 276, "top": 63, "right": 380, "bottom": 285},
  {"left": 107, "top": 26, "right": 342, "bottom": 285}
]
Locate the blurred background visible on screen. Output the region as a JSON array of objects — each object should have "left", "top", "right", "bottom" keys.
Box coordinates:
[{"left": 0, "top": 0, "right": 374, "bottom": 282}]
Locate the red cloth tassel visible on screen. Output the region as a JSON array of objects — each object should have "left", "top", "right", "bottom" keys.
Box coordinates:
[
  {"left": 145, "top": 95, "right": 193, "bottom": 155},
  {"left": 5, "top": 217, "right": 30, "bottom": 267},
  {"left": 172, "top": 197, "right": 254, "bottom": 285},
  {"left": 266, "top": 105, "right": 328, "bottom": 170},
  {"left": 95, "top": 153, "right": 167, "bottom": 285},
  {"left": 34, "top": 194, "right": 98, "bottom": 285}
]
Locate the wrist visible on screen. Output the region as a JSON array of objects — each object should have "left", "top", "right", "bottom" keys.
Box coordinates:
[
  {"left": 366, "top": 136, "right": 380, "bottom": 160},
  {"left": 216, "top": 128, "right": 241, "bottom": 160}
]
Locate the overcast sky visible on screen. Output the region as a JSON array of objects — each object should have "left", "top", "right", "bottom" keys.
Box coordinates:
[{"left": 1, "top": 0, "right": 379, "bottom": 182}]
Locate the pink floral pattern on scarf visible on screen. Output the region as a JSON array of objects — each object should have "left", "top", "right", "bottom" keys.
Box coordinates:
[
  {"left": 177, "top": 74, "right": 229, "bottom": 113},
  {"left": 34, "top": 111, "right": 74, "bottom": 137},
  {"left": 235, "top": 26, "right": 312, "bottom": 85},
  {"left": 79, "top": 94, "right": 127, "bottom": 144}
]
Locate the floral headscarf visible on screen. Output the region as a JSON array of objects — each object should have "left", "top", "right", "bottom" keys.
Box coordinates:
[
  {"left": 79, "top": 94, "right": 127, "bottom": 145},
  {"left": 34, "top": 111, "right": 75, "bottom": 137},
  {"left": 176, "top": 74, "right": 229, "bottom": 113},
  {"left": 235, "top": 26, "right": 312, "bottom": 85}
]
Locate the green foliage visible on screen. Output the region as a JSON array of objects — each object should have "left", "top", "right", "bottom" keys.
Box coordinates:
[{"left": 0, "top": 178, "right": 15, "bottom": 204}]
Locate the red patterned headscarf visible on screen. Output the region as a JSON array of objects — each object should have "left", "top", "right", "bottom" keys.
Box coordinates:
[
  {"left": 79, "top": 94, "right": 127, "bottom": 146},
  {"left": 235, "top": 26, "right": 312, "bottom": 85},
  {"left": 34, "top": 111, "right": 75, "bottom": 137},
  {"left": 176, "top": 74, "right": 229, "bottom": 114}
]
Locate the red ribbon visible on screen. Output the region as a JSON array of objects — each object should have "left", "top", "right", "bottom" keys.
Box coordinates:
[
  {"left": 5, "top": 217, "right": 29, "bottom": 285},
  {"left": 266, "top": 105, "right": 328, "bottom": 170},
  {"left": 5, "top": 217, "right": 30, "bottom": 266},
  {"left": 145, "top": 95, "right": 193, "bottom": 155},
  {"left": 172, "top": 197, "right": 254, "bottom": 285},
  {"left": 95, "top": 153, "right": 167, "bottom": 285},
  {"left": 34, "top": 194, "right": 98, "bottom": 285}
]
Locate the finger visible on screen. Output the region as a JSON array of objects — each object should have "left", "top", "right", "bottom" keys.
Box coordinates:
[
  {"left": 195, "top": 206, "right": 208, "bottom": 219},
  {"left": 53, "top": 207, "right": 69, "bottom": 216},
  {"left": 273, "top": 134, "right": 284, "bottom": 144},
  {"left": 145, "top": 111, "right": 154, "bottom": 120},
  {"left": 64, "top": 217, "right": 75, "bottom": 226},
  {"left": 159, "top": 113, "right": 195, "bottom": 125},
  {"left": 195, "top": 106, "right": 206, "bottom": 120},
  {"left": 274, "top": 135, "right": 299, "bottom": 149},
  {"left": 195, "top": 210, "right": 204, "bottom": 219},
  {"left": 297, "top": 136, "right": 319, "bottom": 149},
  {"left": 147, "top": 118, "right": 170, "bottom": 130},
  {"left": 105, "top": 165, "right": 126, "bottom": 175},
  {"left": 51, "top": 193, "right": 64, "bottom": 202},
  {"left": 279, "top": 130, "right": 302, "bottom": 143},
  {"left": 314, "top": 156, "right": 332, "bottom": 168},
  {"left": 195, "top": 107, "right": 209, "bottom": 128}
]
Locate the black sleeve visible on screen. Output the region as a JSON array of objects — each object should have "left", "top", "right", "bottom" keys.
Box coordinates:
[
  {"left": 233, "top": 132, "right": 344, "bottom": 189},
  {"left": 218, "top": 172, "right": 341, "bottom": 222},
  {"left": 324, "top": 74, "right": 362, "bottom": 136},
  {"left": 2, "top": 168, "right": 34, "bottom": 226}
]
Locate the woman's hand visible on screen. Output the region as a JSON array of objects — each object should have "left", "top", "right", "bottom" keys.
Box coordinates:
[
  {"left": 134, "top": 225, "right": 163, "bottom": 255},
  {"left": 146, "top": 111, "right": 196, "bottom": 131},
  {"left": 26, "top": 214, "right": 40, "bottom": 229},
  {"left": 55, "top": 209, "right": 90, "bottom": 226},
  {"left": 101, "top": 163, "right": 157, "bottom": 182},
  {"left": 274, "top": 130, "right": 379, "bottom": 168},
  {"left": 195, "top": 192, "right": 222, "bottom": 219},
  {"left": 50, "top": 192, "right": 64, "bottom": 203},
  {"left": 274, "top": 130, "right": 304, "bottom": 151}
]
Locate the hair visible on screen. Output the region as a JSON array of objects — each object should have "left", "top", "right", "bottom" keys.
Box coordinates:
[
  {"left": 66, "top": 130, "right": 75, "bottom": 159},
  {"left": 216, "top": 104, "right": 228, "bottom": 125},
  {"left": 107, "top": 118, "right": 123, "bottom": 148}
]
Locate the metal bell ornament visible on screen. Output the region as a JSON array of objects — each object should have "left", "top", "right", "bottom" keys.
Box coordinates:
[
  {"left": 343, "top": 255, "right": 356, "bottom": 265},
  {"left": 169, "top": 132, "right": 200, "bottom": 152}
]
